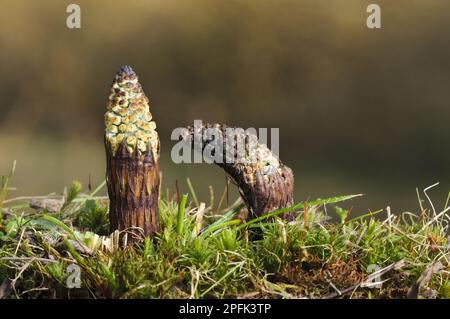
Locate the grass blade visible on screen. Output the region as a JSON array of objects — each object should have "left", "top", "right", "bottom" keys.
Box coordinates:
[
  {"left": 41, "top": 214, "right": 77, "bottom": 239},
  {"left": 237, "top": 194, "right": 363, "bottom": 230},
  {"left": 200, "top": 219, "right": 242, "bottom": 237},
  {"left": 201, "top": 202, "right": 245, "bottom": 235},
  {"left": 186, "top": 178, "right": 199, "bottom": 207},
  {"left": 177, "top": 194, "right": 188, "bottom": 235},
  {"left": 0, "top": 161, "right": 16, "bottom": 210}
]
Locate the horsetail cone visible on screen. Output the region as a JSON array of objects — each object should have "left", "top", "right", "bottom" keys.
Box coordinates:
[
  {"left": 104, "top": 66, "right": 160, "bottom": 239},
  {"left": 183, "top": 123, "right": 294, "bottom": 220}
]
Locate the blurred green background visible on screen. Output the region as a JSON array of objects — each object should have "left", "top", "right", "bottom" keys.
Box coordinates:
[{"left": 0, "top": 0, "right": 448, "bottom": 214}]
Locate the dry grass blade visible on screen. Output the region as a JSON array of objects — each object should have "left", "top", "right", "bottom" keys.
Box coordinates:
[
  {"left": 322, "top": 260, "right": 406, "bottom": 299},
  {"left": 407, "top": 261, "right": 444, "bottom": 299},
  {"left": 0, "top": 279, "right": 13, "bottom": 299},
  {"left": 194, "top": 202, "right": 206, "bottom": 236}
]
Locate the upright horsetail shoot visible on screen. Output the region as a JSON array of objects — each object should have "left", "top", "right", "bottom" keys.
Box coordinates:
[{"left": 104, "top": 66, "right": 160, "bottom": 241}]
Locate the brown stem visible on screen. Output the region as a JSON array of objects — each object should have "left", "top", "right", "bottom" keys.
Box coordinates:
[{"left": 105, "top": 138, "right": 160, "bottom": 241}]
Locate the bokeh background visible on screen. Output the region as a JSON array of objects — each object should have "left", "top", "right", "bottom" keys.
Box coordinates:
[{"left": 0, "top": 0, "right": 448, "bottom": 214}]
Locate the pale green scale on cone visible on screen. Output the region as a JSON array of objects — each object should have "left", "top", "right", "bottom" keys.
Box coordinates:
[{"left": 104, "top": 66, "right": 158, "bottom": 159}]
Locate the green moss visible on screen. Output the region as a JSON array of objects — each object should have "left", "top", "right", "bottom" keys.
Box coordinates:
[{"left": 0, "top": 179, "right": 448, "bottom": 299}]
